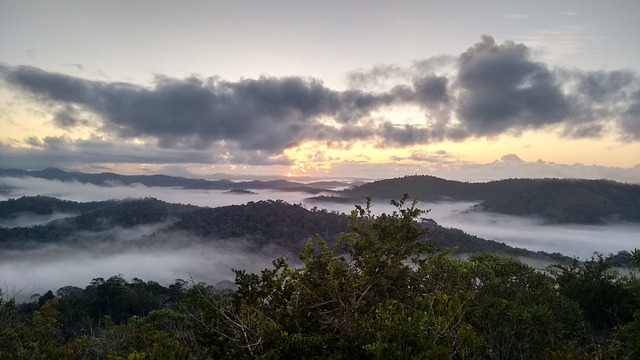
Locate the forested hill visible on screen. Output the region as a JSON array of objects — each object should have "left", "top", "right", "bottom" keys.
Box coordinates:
[
  {"left": 342, "top": 175, "right": 529, "bottom": 201},
  {"left": 0, "top": 196, "right": 570, "bottom": 262},
  {"left": 0, "top": 168, "right": 334, "bottom": 193},
  {"left": 4, "top": 168, "right": 639, "bottom": 224},
  {"left": 0, "top": 195, "right": 118, "bottom": 218},
  {"left": 2, "top": 198, "right": 638, "bottom": 359},
  {"left": 339, "top": 175, "right": 640, "bottom": 224}
]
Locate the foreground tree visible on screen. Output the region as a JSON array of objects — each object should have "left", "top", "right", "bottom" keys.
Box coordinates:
[
  {"left": 464, "top": 254, "right": 585, "bottom": 358},
  {"left": 193, "top": 195, "right": 479, "bottom": 358},
  {"left": 1, "top": 197, "right": 638, "bottom": 358},
  {"left": 549, "top": 254, "right": 639, "bottom": 333}
]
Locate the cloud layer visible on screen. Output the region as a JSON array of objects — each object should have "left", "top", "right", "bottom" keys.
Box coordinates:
[{"left": 1, "top": 35, "right": 639, "bottom": 167}]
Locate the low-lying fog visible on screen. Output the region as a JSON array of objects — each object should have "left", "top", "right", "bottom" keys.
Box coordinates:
[
  {"left": 0, "top": 236, "right": 280, "bottom": 302},
  {"left": 1, "top": 176, "right": 639, "bottom": 300}
]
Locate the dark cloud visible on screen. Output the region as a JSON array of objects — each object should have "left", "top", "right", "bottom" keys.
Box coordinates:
[
  {"left": 412, "top": 75, "right": 450, "bottom": 108},
  {"left": 339, "top": 35, "right": 639, "bottom": 144},
  {"left": 561, "top": 123, "right": 604, "bottom": 138},
  {"left": 376, "top": 122, "right": 431, "bottom": 147},
  {"left": 52, "top": 105, "right": 86, "bottom": 128},
  {"left": 621, "top": 91, "right": 640, "bottom": 139},
  {"left": 1, "top": 66, "right": 395, "bottom": 153},
  {"left": 577, "top": 70, "right": 635, "bottom": 103},
  {"left": 556, "top": 68, "right": 640, "bottom": 140},
  {"left": 1, "top": 34, "right": 640, "bottom": 169},
  {"left": 454, "top": 35, "right": 571, "bottom": 136}
]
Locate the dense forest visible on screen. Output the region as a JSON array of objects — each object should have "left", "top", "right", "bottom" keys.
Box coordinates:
[
  {"left": 3, "top": 168, "right": 640, "bottom": 224},
  {"left": 339, "top": 175, "right": 640, "bottom": 224},
  {"left": 1, "top": 196, "right": 639, "bottom": 358},
  {"left": 0, "top": 195, "right": 571, "bottom": 263},
  {"left": 0, "top": 168, "right": 327, "bottom": 194}
]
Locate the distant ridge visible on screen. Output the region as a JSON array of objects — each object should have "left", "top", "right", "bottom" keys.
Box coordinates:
[
  {"left": 3, "top": 169, "right": 640, "bottom": 224},
  {"left": 338, "top": 175, "right": 640, "bottom": 224},
  {"left": 0, "top": 167, "right": 341, "bottom": 194},
  {"left": 0, "top": 196, "right": 572, "bottom": 264}
]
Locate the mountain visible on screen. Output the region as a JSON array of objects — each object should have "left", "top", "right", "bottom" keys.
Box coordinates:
[
  {"left": 4, "top": 168, "right": 639, "bottom": 224},
  {"left": 0, "top": 195, "right": 117, "bottom": 218},
  {"left": 475, "top": 179, "right": 640, "bottom": 224},
  {"left": 0, "top": 196, "right": 571, "bottom": 263},
  {"left": 335, "top": 175, "right": 640, "bottom": 224},
  {"left": 0, "top": 168, "right": 344, "bottom": 194}
]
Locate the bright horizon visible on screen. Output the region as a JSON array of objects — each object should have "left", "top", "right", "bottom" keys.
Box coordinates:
[{"left": 1, "top": 1, "right": 639, "bottom": 183}]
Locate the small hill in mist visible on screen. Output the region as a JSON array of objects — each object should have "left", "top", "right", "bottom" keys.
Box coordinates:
[
  {"left": 338, "top": 176, "right": 640, "bottom": 224},
  {"left": 3, "top": 168, "right": 639, "bottom": 224},
  {"left": 0, "top": 168, "right": 339, "bottom": 194},
  {"left": 0, "top": 196, "right": 570, "bottom": 263}
]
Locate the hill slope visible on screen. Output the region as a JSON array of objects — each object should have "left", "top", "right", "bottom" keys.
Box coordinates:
[
  {"left": 0, "top": 196, "right": 570, "bottom": 262},
  {"left": 340, "top": 176, "right": 640, "bottom": 224}
]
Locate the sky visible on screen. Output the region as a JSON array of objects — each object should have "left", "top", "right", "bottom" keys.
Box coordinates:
[{"left": 1, "top": 0, "right": 640, "bottom": 182}]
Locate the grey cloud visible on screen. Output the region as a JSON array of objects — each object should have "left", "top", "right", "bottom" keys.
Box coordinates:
[
  {"left": 1, "top": 66, "right": 394, "bottom": 153},
  {"left": 621, "top": 91, "right": 640, "bottom": 139},
  {"left": 376, "top": 122, "right": 431, "bottom": 147},
  {"left": 413, "top": 55, "right": 456, "bottom": 74},
  {"left": 24, "top": 136, "right": 43, "bottom": 148},
  {"left": 41, "top": 136, "right": 71, "bottom": 150},
  {"left": 0, "top": 136, "right": 290, "bottom": 170},
  {"left": 2, "top": 34, "right": 640, "bottom": 165},
  {"left": 409, "top": 152, "right": 452, "bottom": 164},
  {"left": 346, "top": 55, "right": 455, "bottom": 91},
  {"left": 344, "top": 35, "right": 639, "bottom": 142},
  {"left": 499, "top": 154, "right": 524, "bottom": 163},
  {"left": 388, "top": 149, "right": 454, "bottom": 164},
  {"left": 309, "top": 123, "right": 376, "bottom": 143},
  {"left": 561, "top": 123, "right": 604, "bottom": 138},
  {"left": 454, "top": 35, "right": 571, "bottom": 136},
  {"left": 346, "top": 64, "right": 409, "bottom": 90},
  {"left": 577, "top": 70, "right": 635, "bottom": 103},
  {"left": 53, "top": 105, "right": 85, "bottom": 128},
  {"left": 558, "top": 68, "right": 640, "bottom": 139},
  {"left": 412, "top": 75, "right": 450, "bottom": 107}
]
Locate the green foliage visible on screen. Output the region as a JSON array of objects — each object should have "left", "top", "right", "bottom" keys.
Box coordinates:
[
  {"left": 0, "top": 196, "right": 639, "bottom": 358},
  {"left": 364, "top": 293, "right": 479, "bottom": 359},
  {"left": 465, "top": 254, "right": 585, "bottom": 358},
  {"left": 174, "top": 199, "right": 348, "bottom": 248},
  {"left": 549, "top": 253, "right": 640, "bottom": 333},
  {"left": 0, "top": 299, "right": 66, "bottom": 359},
  {"left": 623, "top": 310, "right": 640, "bottom": 356},
  {"left": 201, "top": 195, "right": 480, "bottom": 358},
  {"left": 479, "top": 181, "right": 623, "bottom": 224},
  {"left": 0, "top": 195, "right": 108, "bottom": 218},
  {"left": 630, "top": 248, "right": 640, "bottom": 269},
  {"left": 344, "top": 175, "right": 640, "bottom": 224},
  {"left": 0, "top": 195, "right": 571, "bottom": 262},
  {"left": 66, "top": 308, "right": 197, "bottom": 359}
]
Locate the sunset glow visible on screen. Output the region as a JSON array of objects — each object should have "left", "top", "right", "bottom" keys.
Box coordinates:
[{"left": 1, "top": 1, "right": 639, "bottom": 182}]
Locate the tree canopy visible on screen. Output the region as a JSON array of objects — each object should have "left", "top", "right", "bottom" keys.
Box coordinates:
[{"left": 1, "top": 196, "right": 639, "bottom": 359}]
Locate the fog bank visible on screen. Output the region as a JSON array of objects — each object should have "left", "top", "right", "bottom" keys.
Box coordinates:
[
  {"left": 2, "top": 176, "right": 639, "bottom": 301},
  {"left": 0, "top": 236, "right": 279, "bottom": 303}
]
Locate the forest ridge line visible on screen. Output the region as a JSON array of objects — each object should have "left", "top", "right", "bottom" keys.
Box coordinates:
[{"left": 2, "top": 167, "right": 640, "bottom": 224}]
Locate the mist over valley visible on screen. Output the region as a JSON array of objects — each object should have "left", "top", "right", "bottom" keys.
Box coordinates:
[{"left": 1, "top": 169, "right": 639, "bottom": 301}]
